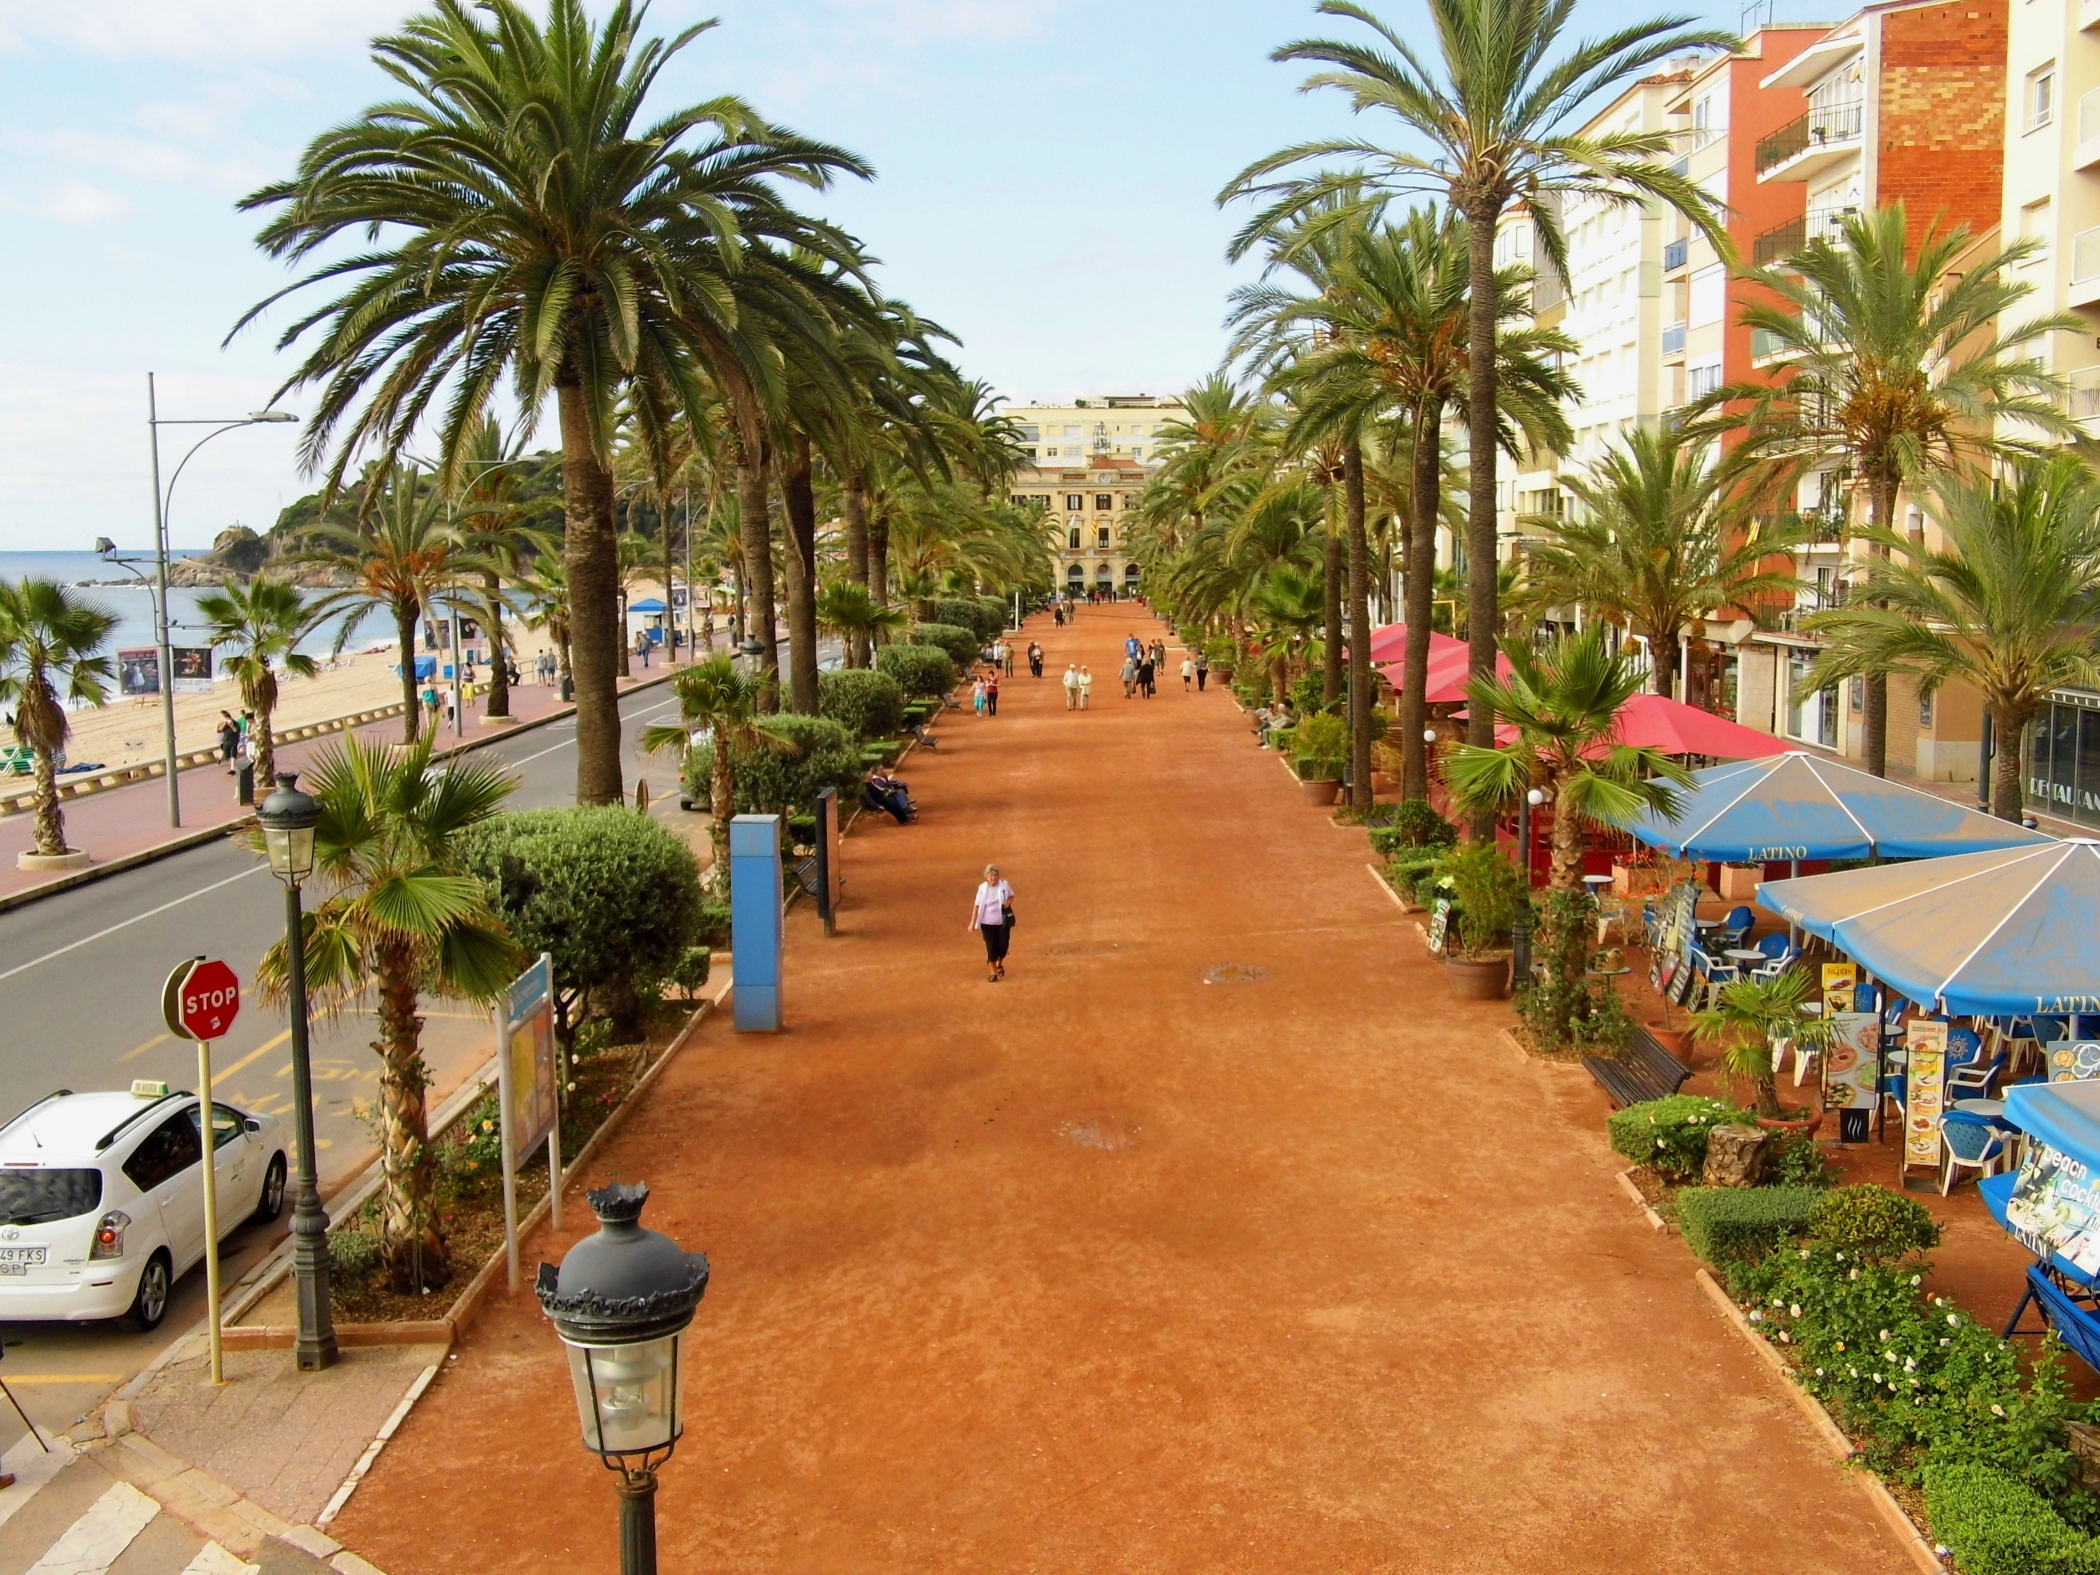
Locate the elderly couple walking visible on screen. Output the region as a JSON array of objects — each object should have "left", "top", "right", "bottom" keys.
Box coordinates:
[{"left": 1060, "top": 664, "right": 1093, "bottom": 710}]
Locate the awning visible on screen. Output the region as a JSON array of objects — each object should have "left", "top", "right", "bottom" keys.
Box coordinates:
[
  {"left": 2006, "top": 1081, "right": 2100, "bottom": 1171},
  {"left": 628, "top": 598, "right": 668, "bottom": 613}
]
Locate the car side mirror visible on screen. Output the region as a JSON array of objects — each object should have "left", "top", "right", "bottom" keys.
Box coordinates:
[{"left": 243, "top": 1118, "right": 260, "bottom": 1133}]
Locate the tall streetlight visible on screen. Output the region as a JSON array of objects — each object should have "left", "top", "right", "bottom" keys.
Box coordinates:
[
  {"left": 147, "top": 375, "right": 298, "bottom": 827},
  {"left": 538, "top": 1183, "right": 708, "bottom": 1575},
  {"left": 256, "top": 772, "right": 338, "bottom": 1372},
  {"left": 1513, "top": 786, "right": 1546, "bottom": 984}
]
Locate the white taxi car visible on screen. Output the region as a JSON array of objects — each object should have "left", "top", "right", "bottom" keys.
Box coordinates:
[{"left": 0, "top": 1085, "right": 287, "bottom": 1330}]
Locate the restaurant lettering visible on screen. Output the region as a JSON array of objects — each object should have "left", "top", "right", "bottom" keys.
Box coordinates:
[
  {"left": 1746, "top": 846, "right": 1808, "bottom": 861},
  {"left": 2041, "top": 996, "right": 2100, "bottom": 1013}
]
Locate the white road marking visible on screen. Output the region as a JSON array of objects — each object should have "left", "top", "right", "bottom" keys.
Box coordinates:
[
  {"left": 180, "top": 1543, "right": 259, "bottom": 1575},
  {"left": 26, "top": 1479, "right": 159, "bottom": 1575},
  {"left": 0, "top": 866, "right": 265, "bottom": 983}
]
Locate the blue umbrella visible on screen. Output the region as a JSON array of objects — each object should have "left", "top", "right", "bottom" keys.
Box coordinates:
[
  {"left": 628, "top": 597, "right": 668, "bottom": 614},
  {"left": 1621, "top": 750, "right": 2049, "bottom": 863},
  {"left": 1757, "top": 841, "right": 2100, "bottom": 1016}
]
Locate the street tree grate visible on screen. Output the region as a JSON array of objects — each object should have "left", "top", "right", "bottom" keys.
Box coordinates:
[{"left": 1202, "top": 964, "right": 1266, "bottom": 984}]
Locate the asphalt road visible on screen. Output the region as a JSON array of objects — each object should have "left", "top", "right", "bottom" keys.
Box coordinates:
[{"left": 0, "top": 675, "right": 701, "bottom": 1447}]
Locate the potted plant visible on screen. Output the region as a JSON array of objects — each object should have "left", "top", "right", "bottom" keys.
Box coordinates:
[
  {"left": 1687, "top": 966, "right": 1840, "bottom": 1125},
  {"left": 1205, "top": 635, "right": 1239, "bottom": 684},
  {"left": 1288, "top": 711, "right": 1349, "bottom": 805},
  {"left": 1441, "top": 844, "right": 1522, "bottom": 999}
]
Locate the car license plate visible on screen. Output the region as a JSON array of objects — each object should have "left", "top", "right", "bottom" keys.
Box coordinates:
[{"left": 0, "top": 1245, "right": 48, "bottom": 1272}]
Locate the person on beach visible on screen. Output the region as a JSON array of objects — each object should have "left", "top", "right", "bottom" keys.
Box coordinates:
[
  {"left": 1180, "top": 654, "right": 1194, "bottom": 692},
  {"left": 969, "top": 863, "right": 1015, "bottom": 982},
  {"left": 1195, "top": 651, "right": 1209, "bottom": 691},
  {"left": 972, "top": 674, "right": 988, "bottom": 716},
  {"left": 1077, "top": 665, "right": 1093, "bottom": 709},
  {"left": 218, "top": 712, "right": 241, "bottom": 774},
  {"left": 1062, "top": 664, "right": 1080, "bottom": 710},
  {"left": 985, "top": 671, "right": 1000, "bottom": 716},
  {"left": 1027, "top": 641, "right": 1044, "bottom": 677}
]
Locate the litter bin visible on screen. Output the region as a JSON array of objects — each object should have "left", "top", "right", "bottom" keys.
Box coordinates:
[
  {"left": 561, "top": 674, "right": 574, "bottom": 702},
  {"left": 236, "top": 761, "right": 256, "bottom": 806}
]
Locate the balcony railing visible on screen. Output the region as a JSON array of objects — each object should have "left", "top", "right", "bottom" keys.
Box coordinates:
[
  {"left": 1663, "top": 237, "right": 1689, "bottom": 271},
  {"left": 1753, "top": 218, "right": 1805, "bottom": 266},
  {"left": 2070, "top": 367, "right": 2100, "bottom": 423},
  {"left": 1750, "top": 326, "right": 1790, "bottom": 361},
  {"left": 2082, "top": 83, "right": 2100, "bottom": 144},
  {"left": 1662, "top": 320, "right": 1688, "bottom": 355},
  {"left": 1754, "top": 101, "right": 1864, "bottom": 174},
  {"left": 2074, "top": 226, "right": 2100, "bottom": 291}
]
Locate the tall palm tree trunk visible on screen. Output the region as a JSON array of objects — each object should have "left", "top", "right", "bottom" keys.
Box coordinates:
[
  {"left": 254, "top": 709, "right": 277, "bottom": 790},
  {"left": 559, "top": 380, "right": 624, "bottom": 805},
  {"left": 375, "top": 941, "right": 447, "bottom": 1294},
  {"left": 737, "top": 445, "right": 780, "bottom": 710},
  {"left": 1322, "top": 497, "right": 1343, "bottom": 704},
  {"left": 1344, "top": 441, "right": 1373, "bottom": 812},
  {"left": 29, "top": 744, "right": 65, "bottom": 856},
  {"left": 1862, "top": 472, "right": 1899, "bottom": 776},
  {"left": 869, "top": 512, "right": 891, "bottom": 607},
  {"left": 1992, "top": 703, "right": 2032, "bottom": 821},
  {"left": 1463, "top": 204, "right": 1502, "bottom": 837},
  {"left": 394, "top": 606, "right": 421, "bottom": 744},
  {"left": 1650, "top": 628, "right": 1682, "bottom": 700},
  {"left": 709, "top": 746, "right": 735, "bottom": 901},
  {"left": 1401, "top": 404, "right": 1441, "bottom": 801},
  {"left": 484, "top": 570, "right": 511, "bottom": 718},
  {"left": 843, "top": 478, "right": 871, "bottom": 667},
  {"left": 664, "top": 503, "right": 680, "bottom": 668},
  {"left": 780, "top": 431, "right": 821, "bottom": 713}
]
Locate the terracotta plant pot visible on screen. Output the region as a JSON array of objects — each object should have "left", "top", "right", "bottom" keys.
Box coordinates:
[
  {"left": 1300, "top": 777, "right": 1341, "bottom": 806},
  {"left": 1370, "top": 771, "right": 1396, "bottom": 794},
  {"left": 1755, "top": 1110, "right": 1824, "bottom": 1139},
  {"left": 1445, "top": 955, "right": 1511, "bottom": 1000},
  {"left": 1646, "top": 1023, "right": 1691, "bottom": 1057}
]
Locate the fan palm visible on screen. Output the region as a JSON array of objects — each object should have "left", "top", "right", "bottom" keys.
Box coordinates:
[
  {"left": 1730, "top": 202, "right": 2082, "bottom": 775},
  {"left": 815, "top": 580, "right": 906, "bottom": 668},
  {"left": 234, "top": 0, "right": 871, "bottom": 804},
  {"left": 1516, "top": 426, "right": 1809, "bottom": 699},
  {"left": 1250, "top": 563, "right": 1329, "bottom": 704},
  {"left": 643, "top": 654, "right": 798, "bottom": 899},
  {"left": 302, "top": 465, "right": 488, "bottom": 743},
  {"left": 1225, "top": 0, "right": 1732, "bottom": 769},
  {"left": 1800, "top": 457, "right": 2100, "bottom": 821},
  {"left": 515, "top": 557, "right": 573, "bottom": 694},
  {"left": 0, "top": 579, "right": 117, "bottom": 858},
  {"left": 193, "top": 578, "right": 319, "bottom": 789},
  {"left": 1690, "top": 967, "right": 1841, "bottom": 1119},
  {"left": 252, "top": 732, "right": 519, "bottom": 1292}
]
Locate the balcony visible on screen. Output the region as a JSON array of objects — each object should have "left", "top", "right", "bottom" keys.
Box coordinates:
[
  {"left": 1755, "top": 102, "right": 1864, "bottom": 181},
  {"left": 1663, "top": 237, "right": 1689, "bottom": 272},
  {"left": 2073, "top": 226, "right": 2100, "bottom": 309},
  {"left": 1662, "top": 320, "right": 1688, "bottom": 355},
  {"left": 2084, "top": 0, "right": 2100, "bottom": 31},
  {"left": 2079, "top": 86, "right": 2100, "bottom": 170},
  {"left": 2070, "top": 367, "right": 2100, "bottom": 424},
  {"left": 1753, "top": 217, "right": 1805, "bottom": 266},
  {"left": 1750, "top": 326, "right": 1792, "bottom": 363}
]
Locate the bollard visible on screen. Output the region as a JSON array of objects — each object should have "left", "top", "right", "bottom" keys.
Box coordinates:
[
  {"left": 236, "top": 762, "right": 255, "bottom": 806},
  {"left": 729, "top": 814, "right": 783, "bottom": 1031}
]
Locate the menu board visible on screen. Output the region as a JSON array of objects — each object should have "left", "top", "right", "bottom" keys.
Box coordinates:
[
  {"left": 2004, "top": 1144, "right": 2100, "bottom": 1276},
  {"left": 1648, "top": 881, "right": 1701, "bottom": 990},
  {"left": 2049, "top": 1042, "right": 2100, "bottom": 1083},
  {"left": 1905, "top": 1019, "right": 1948, "bottom": 1170},
  {"left": 1427, "top": 899, "right": 1450, "bottom": 955},
  {"left": 1824, "top": 1011, "right": 1880, "bottom": 1142},
  {"left": 1821, "top": 963, "right": 1857, "bottom": 1016}
]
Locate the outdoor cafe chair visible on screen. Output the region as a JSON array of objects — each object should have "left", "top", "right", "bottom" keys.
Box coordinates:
[
  {"left": 1717, "top": 905, "right": 1756, "bottom": 950},
  {"left": 1940, "top": 1109, "right": 2009, "bottom": 1196},
  {"left": 1877, "top": 1070, "right": 1906, "bottom": 1140},
  {"left": 1748, "top": 933, "right": 1796, "bottom": 983},
  {"left": 1692, "top": 947, "right": 1740, "bottom": 1010},
  {"left": 1944, "top": 1026, "right": 2001, "bottom": 1103}
]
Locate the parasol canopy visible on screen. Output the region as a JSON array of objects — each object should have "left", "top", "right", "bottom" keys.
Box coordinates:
[{"left": 1756, "top": 840, "right": 2100, "bottom": 1017}]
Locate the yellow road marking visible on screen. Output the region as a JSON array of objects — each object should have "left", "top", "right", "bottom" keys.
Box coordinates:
[
  {"left": 1, "top": 1374, "right": 125, "bottom": 1385},
  {"left": 210, "top": 1030, "right": 291, "bottom": 1084},
  {"left": 120, "top": 1033, "right": 170, "bottom": 1063}
]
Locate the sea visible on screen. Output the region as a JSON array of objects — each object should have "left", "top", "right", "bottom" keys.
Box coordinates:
[{"left": 0, "top": 550, "right": 389, "bottom": 661}]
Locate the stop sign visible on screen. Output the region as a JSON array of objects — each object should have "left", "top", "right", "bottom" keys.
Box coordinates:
[{"left": 165, "top": 958, "right": 241, "bottom": 1041}]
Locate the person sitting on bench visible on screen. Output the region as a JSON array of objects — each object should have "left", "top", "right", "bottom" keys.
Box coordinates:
[{"left": 863, "top": 772, "right": 915, "bottom": 824}]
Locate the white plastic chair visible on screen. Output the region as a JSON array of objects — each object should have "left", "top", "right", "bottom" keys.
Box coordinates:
[{"left": 1940, "top": 1113, "right": 2008, "bottom": 1196}]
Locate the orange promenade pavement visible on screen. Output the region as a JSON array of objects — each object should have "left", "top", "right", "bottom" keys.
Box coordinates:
[{"left": 332, "top": 606, "right": 1910, "bottom": 1575}]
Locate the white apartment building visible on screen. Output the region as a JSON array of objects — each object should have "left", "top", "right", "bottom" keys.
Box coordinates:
[{"left": 1000, "top": 395, "right": 1182, "bottom": 466}]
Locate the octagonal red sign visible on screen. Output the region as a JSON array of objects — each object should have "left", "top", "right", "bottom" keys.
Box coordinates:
[{"left": 174, "top": 958, "right": 241, "bottom": 1041}]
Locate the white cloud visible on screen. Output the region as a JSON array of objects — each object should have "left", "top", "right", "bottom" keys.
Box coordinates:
[
  {"left": 0, "top": 2, "right": 414, "bottom": 65},
  {"left": 825, "top": 0, "right": 1058, "bottom": 43},
  {"left": 0, "top": 180, "right": 131, "bottom": 224},
  {"left": 4, "top": 127, "right": 267, "bottom": 194}
]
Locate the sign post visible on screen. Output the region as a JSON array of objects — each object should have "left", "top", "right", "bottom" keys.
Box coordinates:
[
  {"left": 495, "top": 953, "right": 560, "bottom": 1293},
  {"left": 162, "top": 956, "right": 241, "bottom": 1384}
]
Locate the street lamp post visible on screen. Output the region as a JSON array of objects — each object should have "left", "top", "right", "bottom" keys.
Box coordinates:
[
  {"left": 145, "top": 376, "right": 298, "bottom": 829},
  {"left": 256, "top": 772, "right": 337, "bottom": 1372},
  {"left": 1513, "top": 787, "right": 1546, "bottom": 984},
  {"left": 538, "top": 1183, "right": 708, "bottom": 1575}
]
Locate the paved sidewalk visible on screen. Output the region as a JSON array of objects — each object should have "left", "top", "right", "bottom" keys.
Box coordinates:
[{"left": 332, "top": 607, "right": 1912, "bottom": 1574}]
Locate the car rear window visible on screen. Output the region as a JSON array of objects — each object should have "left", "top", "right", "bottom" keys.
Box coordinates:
[{"left": 0, "top": 1167, "right": 103, "bottom": 1225}]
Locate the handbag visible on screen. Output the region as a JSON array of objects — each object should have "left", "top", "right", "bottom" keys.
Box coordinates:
[{"left": 1001, "top": 903, "right": 1016, "bottom": 929}]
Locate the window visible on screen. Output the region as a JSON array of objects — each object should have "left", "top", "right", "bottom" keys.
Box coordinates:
[
  {"left": 1130, "top": 447, "right": 1143, "bottom": 460},
  {"left": 188, "top": 1103, "right": 243, "bottom": 1152},
  {"left": 0, "top": 1168, "right": 101, "bottom": 1225},
  {"left": 1095, "top": 494, "right": 1114, "bottom": 512},
  {"left": 1849, "top": 676, "right": 1865, "bottom": 714},
  {"left": 123, "top": 1110, "right": 202, "bottom": 1193},
  {"left": 1686, "top": 361, "right": 1722, "bottom": 401},
  {"left": 1044, "top": 447, "right": 1058, "bottom": 458},
  {"left": 1063, "top": 425, "right": 1080, "bottom": 438},
  {"left": 1919, "top": 690, "right": 1935, "bottom": 728},
  {"left": 2021, "top": 198, "right": 2052, "bottom": 256},
  {"left": 1688, "top": 264, "right": 1725, "bottom": 328},
  {"left": 1064, "top": 494, "right": 1084, "bottom": 511},
  {"left": 1096, "top": 526, "right": 1111, "bottom": 548},
  {"left": 1067, "top": 527, "right": 1081, "bottom": 551},
  {"left": 2031, "top": 65, "right": 2056, "bottom": 131}
]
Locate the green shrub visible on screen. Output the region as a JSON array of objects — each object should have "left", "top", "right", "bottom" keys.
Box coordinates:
[
  {"left": 1443, "top": 844, "right": 1524, "bottom": 960},
  {"left": 1676, "top": 1185, "right": 1821, "bottom": 1266},
  {"left": 692, "top": 901, "right": 731, "bottom": 950},
  {"left": 1768, "top": 1127, "right": 1835, "bottom": 1188},
  {"left": 1369, "top": 800, "right": 1457, "bottom": 857},
  {"left": 1385, "top": 848, "right": 1444, "bottom": 896},
  {"left": 1205, "top": 636, "right": 1241, "bottom": 668},
  {"left": 974, "top": 595, "right": 1011, "bottom": 638},
  {"left": 691, "top": 713, "right": 862, "bottom": 818},
  {"left": 1606, "top": 1094, "right": 1744, "bottom": 1181},
  {"left": 932, "top": 596, "right": 1003, "bottom": 642},
  {"left": 1290, "top": 710, "right": 1350, "bottom": 772},
  {"left": 818, "top": 668, "right": 906, "bottom": 741},
  {"left": 670, "top": 947, "right": 711, "bottom": 1001},
  {"left": 910, "top": 621, "right": 980, "bottom": 670},
  {"left": 1288, "top": 669, "right": 1338, "bottom": 715},
  {"left": 462, "top": 806, "right": 703, "bottom": 1042},
  {"left": 1808, "top": 1185, "right": 1942, "bottom": 1266},
  {"left": 1923, "top": 1462, "right": 2100, "bottom": 1574},
  {"left": 875, "top": 643, "right": 957, "bottom": 699},
  {"left": 328, "top": 1229, "right": 381, "bottom": 1281}
]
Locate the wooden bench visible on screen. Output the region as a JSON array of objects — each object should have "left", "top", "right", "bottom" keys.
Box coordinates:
[{"left": 1583, "top": 1023, "right": 1693, "bottom": 1109}]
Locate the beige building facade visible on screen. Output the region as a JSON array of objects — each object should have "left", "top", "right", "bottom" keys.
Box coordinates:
[{"left": 1006, "top": 450, "right": 1151, "bottom": 599}]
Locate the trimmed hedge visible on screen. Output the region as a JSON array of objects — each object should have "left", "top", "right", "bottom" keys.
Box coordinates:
[
  {"left": 875, "top": 643, "right": 958, "bottom": 699},
  {"left": 1675, "top": 1185, "right": 1821, "bottom": 1266},
  {"left": 817, "top": 668, "right": 906, "bottom": 742},
  {"left": 910, "top": 621, "right": 980, "bottom": 670},
  {"left": 1368, "top": 800, "right": 1457, "bottom": 856},
  {"left": 932, "top": 597, "right": 1003, "bottom": 643},
  {"left": 1806, "top": 1184, "right": 1942, "bottom": 1265},
  {"left": 1605, "top": 1095, "right": 1744, "bottom": 1181},
  {"left": 689, "top": 713, "right": 862, "bottom": 816},
  {"left": 1922, "top": 1461, "right": 2100, "bottom": 1575}
]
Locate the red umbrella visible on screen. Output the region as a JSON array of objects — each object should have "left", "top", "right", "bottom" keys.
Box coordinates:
[
  {"left": 1489, "top": 691, "right": 1783, "bottom": 759},
  {"left": 1365, "top": 622, "right": 1465, "bottom": 663},
  {"left": 1380, "top": 645, "right": 1511, "bottom": 705}
]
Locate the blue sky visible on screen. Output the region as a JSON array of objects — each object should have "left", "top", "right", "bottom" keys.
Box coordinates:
[{"left": 0, "top": 0, "right": 1828, "bottom": 551}]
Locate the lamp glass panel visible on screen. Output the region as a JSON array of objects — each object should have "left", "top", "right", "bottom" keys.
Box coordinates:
[
  {"left": 264, "top": 823, "right": 315, "bottom": 880},
  {"left": 567, "top": 1333, "right": 683, "bottom": 1456}
]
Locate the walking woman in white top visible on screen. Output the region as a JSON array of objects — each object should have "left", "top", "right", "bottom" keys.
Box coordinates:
[{"left": 969, "top": 864, "right": 1016, "bottom": 982}]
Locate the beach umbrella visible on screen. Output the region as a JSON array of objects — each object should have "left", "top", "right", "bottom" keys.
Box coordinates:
[
  {"left": 1757, "top": 841, "right": 2100, "bottom": 1016},
  {"left": 1619, "top": 750, "right": 2051, "bottom": 863},
  {"left": 628, "top": 597, "right": 668, "bottom": 614},
  {"left": 1491, "top": 693, "right": 1783, "bottom": 761},
  {"left": 1363, "top": 622, "right": 1464, "bottom": 663}
]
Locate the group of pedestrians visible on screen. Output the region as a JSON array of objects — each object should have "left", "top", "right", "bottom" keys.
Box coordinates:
[
  {"left": 216, "top": 709, "right": 256, "bottom": 772},
  {"left": 1060, "top": 664, "right": 1094, "bottom": 709}
]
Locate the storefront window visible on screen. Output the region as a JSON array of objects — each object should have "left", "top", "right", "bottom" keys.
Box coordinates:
[{"left": 2024, "top": 696, "right": 2100, "bottom": 827}]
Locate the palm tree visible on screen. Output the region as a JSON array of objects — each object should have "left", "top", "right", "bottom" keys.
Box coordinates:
[
  {"left": 252, "top": 732, "right": 519, "bottom": 1292},
  {"left": 1446, "top": 627, "right": 1689, "bottom": 1036},
  {"left": 0, "top": 580, "right": 116, "bottom": 859},
  {"left": 193, "top": 577, "right": 319, "bottom": 788},
  {"left": 1732, "top": 202, "right": 2082, "bottom": 775},
  {"left": 1225, "top": 0, "right": 1732, "bottom": 775},
  {"left": 515, "top": 557, "right": 573, "bottom": 695},
  {"left": 815, "top": 580, "right": 905, "bottom": 668},
  {"left": 452, "top": 417, "right": 552, "bottom": 721},
  {"left": 1690, "top": 967, "right": 1841, "bottom": 1119},
  {"left": 235, "top": 0, "right": 872, "bottom": 804},
  {"left": 643, "top": 654, "right": 797, "bottom": 900},
  {"left": 303, "top": 465, "right": 487, "bottom": 743},
  {"left": 1801, "top": 457, "right": 2100, "bottom": 821},
  {"left": 1250, "top": 564, "right": 1329, "bottom": 704},
  {"left": 1516, "top": 426, "right": 1809, "bottom": 699}
]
